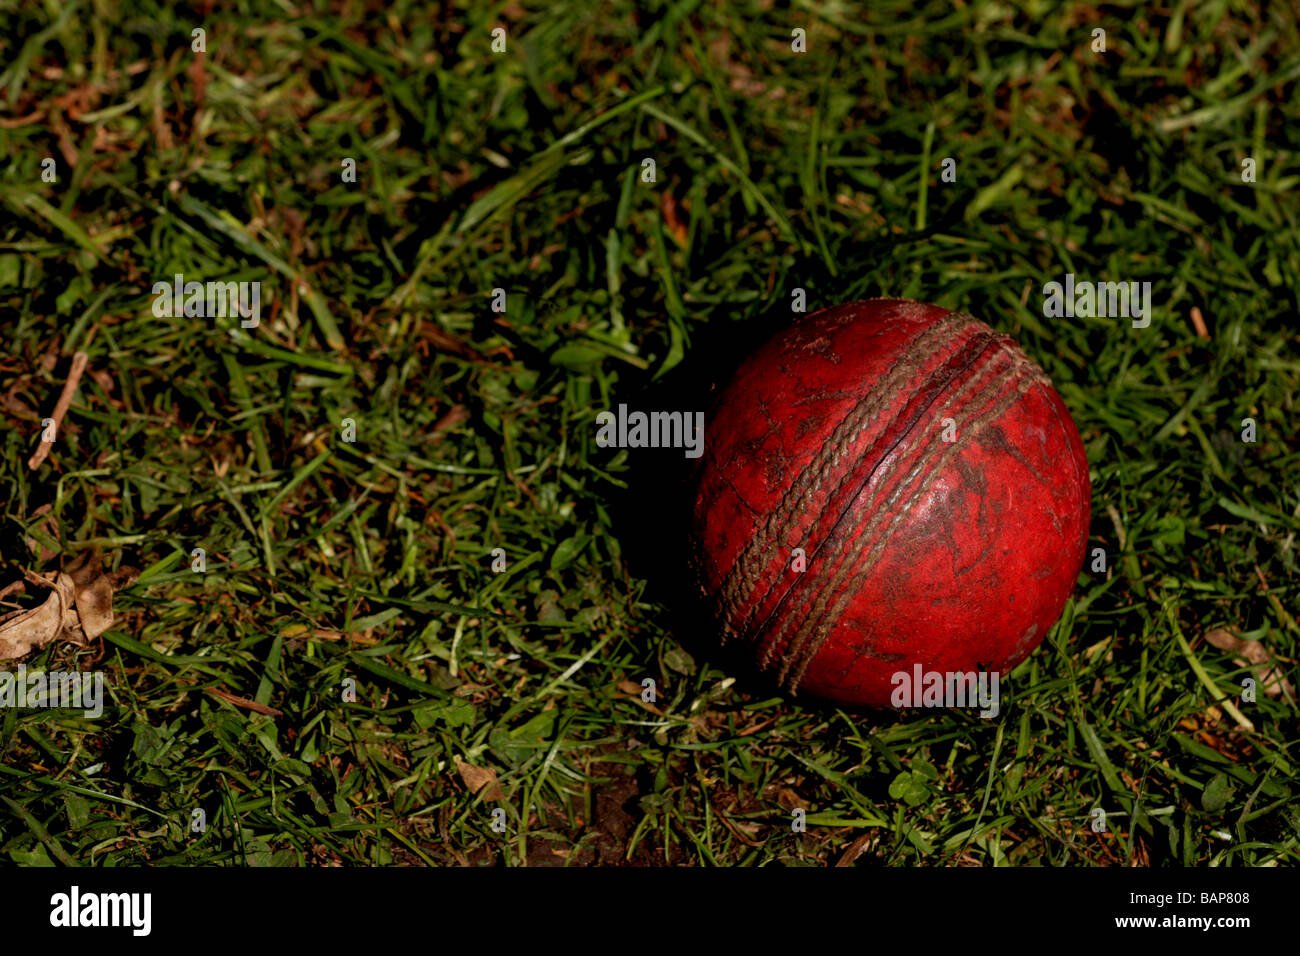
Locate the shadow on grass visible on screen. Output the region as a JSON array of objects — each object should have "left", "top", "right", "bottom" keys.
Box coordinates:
[{"left": 602, "top": 299, "right": 823, "bottom": 701}]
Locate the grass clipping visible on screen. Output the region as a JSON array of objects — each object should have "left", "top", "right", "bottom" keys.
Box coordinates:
[{"left": 0, "top": 551, "right": 130, "bottom": 661}]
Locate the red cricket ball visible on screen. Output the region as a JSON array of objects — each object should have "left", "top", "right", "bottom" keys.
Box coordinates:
[{"left": 689, "top": 299, "right": 1091, "bottom": 707}]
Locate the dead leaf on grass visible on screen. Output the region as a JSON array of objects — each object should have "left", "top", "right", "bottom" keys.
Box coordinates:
[
  {"left": 834, "top": 832, "right": 875, "bottom": 867},
  {"left": 455, "top": 758, "right": 505, "bottom": 801},
  {"left": 617, "top": 678, "right": 665, "bottom": 715},
  {"left": 0, "top": 551, "right": 136, "bottom": 661},
  {"left": 1203, "top": 628, "right": 1295, "bottom": 702}
]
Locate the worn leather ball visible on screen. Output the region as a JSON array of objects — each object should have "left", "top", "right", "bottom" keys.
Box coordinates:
[{"left": 689, "top": 299, "right": 1090, "bottom": 706}]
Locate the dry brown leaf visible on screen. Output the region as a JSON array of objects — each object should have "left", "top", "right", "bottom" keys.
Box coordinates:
[
  {"left": 432, "top": 404, "right": 470, "bottom": 434},
  {"left": 0, "top": 552, "right": 133, "bottom": 661},
  {"left": 835, "top": 832, "right": 875, "bottom": 867},
  {"left": 771, "top": 786, "right": 805, "bottom": 811},
  {"left": 1203, "top": 627, "right": 1295, "bottom": 702},
  {"left": 64, "top": 550, "right": 116, "bottom": 640},
  {"left": 616, "top": 678, "right": 664, "bottom": 715},
  {"left": 0, "top": 576, "right": 71, "bottom": 660},
  {"left": 455, "top": 758, "right": 505, "bottom": 801}
]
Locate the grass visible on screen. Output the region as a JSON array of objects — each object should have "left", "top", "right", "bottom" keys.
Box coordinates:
[{"left": 0, "top": 0, "right": 1297, "bottom": 866}]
